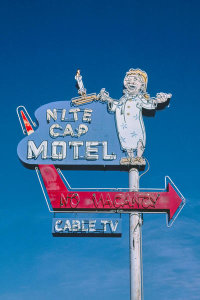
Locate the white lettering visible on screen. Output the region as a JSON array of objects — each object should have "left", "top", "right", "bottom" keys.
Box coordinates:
[
  {"left": 49, "top": 124, "right": 62, "bottom": 138},
  {"left": 101, "top": 220, "right": 109, "bottom": 232},
  {"left": 27, "top": 141, "right": 47, "bottom": 159},
  {"left": 52, "top": 141, "right": 66, "bottom": 160},
  {"left": 81, "top": 221, "right": 88, "bottom": 232},
  {"left": 69, "top": 108, "right": 80, "bottom": 121},
  {"left": 102, "top": 141, "right": 117, "bottom": 160},
  {"left": 77, "top": 124, "right": 88, "bottom": 137},
  {"left": 27, "top": 141, "right": 116, "bottom": 161},
  {"left": 60, "top": 109, "right": 76, "bottom": 122},
  {"left": 61, "top": 109, "right": 66, "bottom": 121},
  {"left": 63, "top": 124, "right": 74, "bottom": 137},
  {"left": 72, "top": 220, "right": 81, "bottom": 231},
  {"left": 64, "top": 220, "right": 72, "bottom": 232},
  {"left": 54, "top": 219, "right": 119, "bottom": 235},
  {"left": 110, "top": 220, "right": 119, "bottom": 232},
  {"left": 86, "top": 141, "right": 99, "bottom": 160},
  {"left": 89, "top": 220, "right": 96, "bottom": 232},
  {"left": 83, "top": 109, "right": 92, "bottom": 123},
  {"left": 55, "top": 220, "right": 63, "bottom": 232},
  {"left": 46, "top": 108, "right": 93, "bottom": 123},
  {"left": 69, "top": 141, "right": 83, "bottom": 159},
  {"left": 47, "top": 109, "right": 57, "bottom": 123}
]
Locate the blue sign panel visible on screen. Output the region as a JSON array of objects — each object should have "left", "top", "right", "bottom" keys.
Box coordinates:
[
  {"left": 17, "top": 69, "right": 171, "bottom": 170},
  {"left": 17, "top": 100, "right": 124, "bottom": 169},
  {"left": 52, "top": 218, "right": 122, "bottom": 237}
]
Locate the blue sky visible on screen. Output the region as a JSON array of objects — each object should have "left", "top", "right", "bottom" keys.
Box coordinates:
[{"left": 1, "top": 0, "right": 200, "bottom": 299}]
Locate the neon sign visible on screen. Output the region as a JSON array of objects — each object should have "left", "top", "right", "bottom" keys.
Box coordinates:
[
  {"left": 17, "top": 68, "right": 171, "bottom": 170},
  {"left": 52, "top": 218, "right": 122, "bottom": 237}
]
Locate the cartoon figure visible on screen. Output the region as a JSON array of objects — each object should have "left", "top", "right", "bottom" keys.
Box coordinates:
[{"left": 97, "top": 68, "right": 172, "bottom": 165}]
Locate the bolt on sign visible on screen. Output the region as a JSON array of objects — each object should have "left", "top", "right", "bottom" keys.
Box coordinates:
[{"left": 17, "top": 68, "right": 185, "bottom": 226}]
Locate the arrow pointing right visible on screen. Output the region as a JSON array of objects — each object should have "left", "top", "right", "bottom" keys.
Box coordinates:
[
  {"left": 167, "top": 183, "right": 184, "bottom": 223},
  {"left": 38, "top": 165, "right": 185, "bottom": 226}
]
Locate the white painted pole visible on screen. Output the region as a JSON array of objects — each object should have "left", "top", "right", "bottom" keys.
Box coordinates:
[{"left": 129, "top": 168, "right": 143, "bottom": 300}]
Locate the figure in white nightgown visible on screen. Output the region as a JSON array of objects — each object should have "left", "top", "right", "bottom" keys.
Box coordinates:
[{"left": 98, "top": 68, "right": 172, "bottom": 165}]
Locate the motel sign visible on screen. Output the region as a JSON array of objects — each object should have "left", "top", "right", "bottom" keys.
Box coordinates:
[{"left": 17, "top": 68, "right": 185, "bottom": 300}]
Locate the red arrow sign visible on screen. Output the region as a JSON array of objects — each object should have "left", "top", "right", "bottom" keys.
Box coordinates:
[{"left": 39, "top": 165, "right": 184, "bottom": 225}]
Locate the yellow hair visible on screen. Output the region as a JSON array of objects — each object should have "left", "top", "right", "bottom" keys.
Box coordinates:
[{"left": 125, "top": 68, "right": 148, "bottom": 85}]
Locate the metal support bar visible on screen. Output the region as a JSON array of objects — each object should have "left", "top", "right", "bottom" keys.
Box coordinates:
[{"left": 129, "top": 168, "right": 143, "bottom": 300}]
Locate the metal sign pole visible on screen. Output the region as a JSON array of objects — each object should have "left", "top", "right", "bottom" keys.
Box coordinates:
[{"left": 129, "top": 168, "right": 143, "bottom": 300}]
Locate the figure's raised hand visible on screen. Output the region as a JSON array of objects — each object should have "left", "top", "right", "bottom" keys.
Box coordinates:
[
  {"left": 156, "top": 92, "right": 172, "bottom": 103},
  {"left": 97, "top": 88, "right": 110, "bottom": 102}
]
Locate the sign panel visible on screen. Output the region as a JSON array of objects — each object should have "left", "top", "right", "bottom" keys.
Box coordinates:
[
  {"left": 17, "top": 101, "right": 122, "bottom": 169},
  {"left": 39, "top": 165, "right": 185, "bottom": 225},
  {"left": 52, "top": 218, "right": 122, "bottom": 237},
  {"left": 17, "top": 68, "right": 171, "bottom": 170}
]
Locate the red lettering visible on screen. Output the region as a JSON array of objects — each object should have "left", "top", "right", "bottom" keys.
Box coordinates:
[
  {"left": 113, "top": 194, "right": 124, "bottom": 208},
  {"left": 70, "top": 193, "right": 80, "bottom": 208},
  {"left": 60, "top": 193, "right": 68, "bottom": 207},
  {"left": 122, "top": 194, "right": 131, "bottom": 207},
  {"left": 60, "top": 193, "right": 80, "bottom": 208},
  {"left": 136, "top": 193, "right": 159, "bottom": 208},
  {"left": 104, "top": 194, "right": 113, "bottom": 207},
  {"left": 92, "top": 193, "right": 105, "bottom": 208}
]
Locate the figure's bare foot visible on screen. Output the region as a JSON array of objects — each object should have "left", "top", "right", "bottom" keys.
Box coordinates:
[
  {"left": 120, "top": 157, "right": 146, "bottom": 166},
  {"left": 131, "top": 157, "right": 146, "bottom": 166},
  {"left": 120, "top": 157, "right": 131, "bottom": 165}
]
